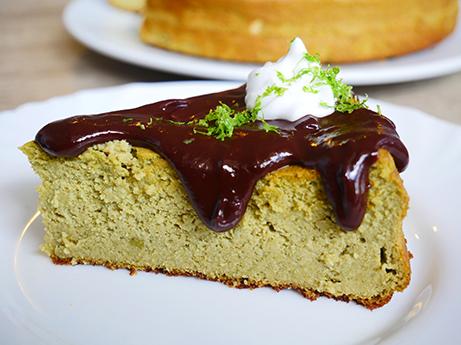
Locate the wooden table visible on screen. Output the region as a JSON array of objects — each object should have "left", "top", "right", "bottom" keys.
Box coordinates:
[{"left": 1, "top": 0, "right": 460, "bottom": 124}]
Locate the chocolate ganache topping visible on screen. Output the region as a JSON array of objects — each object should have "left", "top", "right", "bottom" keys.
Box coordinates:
[{"left": 35, "top": 85, "right": 409, "bottom": 232}]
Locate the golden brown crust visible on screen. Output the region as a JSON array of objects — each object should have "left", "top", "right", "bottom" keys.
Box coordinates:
[
  {"left": 141, "top": 0, "right": 458, "bottom": 63},
  {"left": 51, "top": 255, "right": 400, "bottom": 310}
]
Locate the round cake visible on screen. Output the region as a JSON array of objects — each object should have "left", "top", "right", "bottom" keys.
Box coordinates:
[{"left": 140, "top": 0, "right": 459, "bottom": 63}]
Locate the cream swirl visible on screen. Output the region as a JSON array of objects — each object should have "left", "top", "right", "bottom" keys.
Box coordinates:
[{"left": 245, "top": 37, "right": 336, "bottom": 121}]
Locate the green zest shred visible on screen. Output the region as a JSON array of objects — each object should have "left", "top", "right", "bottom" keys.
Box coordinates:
[
  {"left": 194, "top": 102, "right": 278, "bottom": 141},
  {"left": 183, "top": 138, "right": 195, "bottom": 144},
  {"left": 125, "top": 101, "right": 279, "bottom": 142},
  {"left": 276, "top": 52, "right": 368, "bottom": 114}
]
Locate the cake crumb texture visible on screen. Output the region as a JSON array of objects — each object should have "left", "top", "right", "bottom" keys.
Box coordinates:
[{"left": 21, "top": 140, "right": 411, "bottom": 308}]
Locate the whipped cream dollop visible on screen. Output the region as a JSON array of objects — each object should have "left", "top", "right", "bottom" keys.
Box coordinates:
[{"left": 245, "top": 38, "right": 336, "bottom": 121}]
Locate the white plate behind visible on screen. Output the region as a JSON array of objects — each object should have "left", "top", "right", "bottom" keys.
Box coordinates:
[{"left": 63, "top": 0, "right": 461, "bottom": 85}]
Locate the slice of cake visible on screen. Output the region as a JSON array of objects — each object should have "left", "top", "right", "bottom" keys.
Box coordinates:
[{"left": 21, "top": 39, "right": 411, "bottom": 308}]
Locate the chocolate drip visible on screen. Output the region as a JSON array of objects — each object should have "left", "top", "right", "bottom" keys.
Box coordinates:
[{"left": 35, "top": 85, "right": 408, "bottom": 232}]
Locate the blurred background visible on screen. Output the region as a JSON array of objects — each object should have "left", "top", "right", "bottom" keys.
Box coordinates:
[{"left": 1, "top": 0, "right": 460, "bottom": 123}]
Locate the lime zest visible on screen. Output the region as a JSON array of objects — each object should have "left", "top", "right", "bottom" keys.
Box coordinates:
[
  {"left": 183, "top": 138, "right": 195, "bottom": 145},
  {"left": 274, "top": 52, "right": 368, "bottom": 114},
  {"left": 192, "top": 101, "right": 278, "bottom": 141}
]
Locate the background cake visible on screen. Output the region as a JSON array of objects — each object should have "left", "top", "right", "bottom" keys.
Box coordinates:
[{"left": 140, "top": 0, "right": 458, "bottom": 63}]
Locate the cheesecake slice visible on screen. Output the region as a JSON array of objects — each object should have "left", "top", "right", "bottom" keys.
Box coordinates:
[
  {"left": 21, "top": 39, "right": 411, "bottom": 308},
  {"left": 21, "top": 137, "right": 409, "bottom": 309}
]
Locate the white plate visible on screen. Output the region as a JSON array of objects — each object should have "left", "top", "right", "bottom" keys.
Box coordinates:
[
  {"left": 63, "top": 0, "right": 461, "bottom": 85},
  {"left": 1, "top": 81, "right": 460, "bottom": 345}
]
